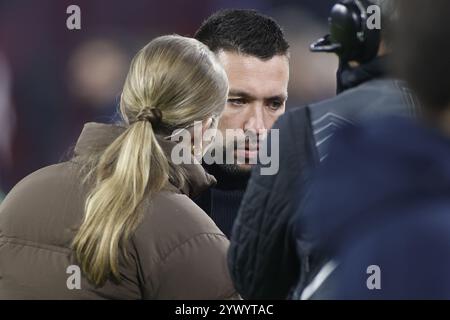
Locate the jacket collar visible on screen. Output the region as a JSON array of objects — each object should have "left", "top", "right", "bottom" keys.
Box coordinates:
[
  {"left": 202, "top": 163, "right": 250, "bottom": 191},
  {"left": 337, "top": 55, "right": 390, "bottom": 94},
  {"left": 73, "top": 122, "right": 216, "bottom": 198}
]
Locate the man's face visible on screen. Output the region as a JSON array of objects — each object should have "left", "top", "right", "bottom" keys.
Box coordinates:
[{"left": 215, "top": 50, "right": 289, "bottom": 171}]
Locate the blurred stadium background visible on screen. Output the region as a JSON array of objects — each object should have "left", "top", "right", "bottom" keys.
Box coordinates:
[{"left": 0, "top": 0, "right": 338, "bottom": 198}]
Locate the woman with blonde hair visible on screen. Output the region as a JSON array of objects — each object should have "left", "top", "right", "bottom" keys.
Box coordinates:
[{"left": 0, "top": 35, "right": 236, "bottom": 299}]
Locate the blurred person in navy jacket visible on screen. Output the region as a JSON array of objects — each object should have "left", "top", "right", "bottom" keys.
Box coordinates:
[{"left": 296, "top": 0, "right": 450, "bottom": 299}]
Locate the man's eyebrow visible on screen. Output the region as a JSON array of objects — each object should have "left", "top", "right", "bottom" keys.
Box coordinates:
[
  {"left": 266, "top": 94, "right": 288, "bottom": 101},
  {"left": 228, "top": 90, "right": 288, "bottom": 101},
  {"left": 228, "top": 90, "right": 256, "bottom": 100}
]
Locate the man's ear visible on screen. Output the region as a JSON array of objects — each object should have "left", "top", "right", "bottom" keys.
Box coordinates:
[{"left": 378, "top": 39, "right": 390, "bottom": 57}]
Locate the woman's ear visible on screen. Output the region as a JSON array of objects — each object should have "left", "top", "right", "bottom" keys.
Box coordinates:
[
  {"left": 202, "top": 117, "right": 213, "bottom": 135},
  {"left": 189, "top": 119, "right": 211, "bottom": 153},
  {"left": 189, "top": 118, "right": 211, "bottom": 144},
  {"left": 189, "top": 117, "right": 216, "bottom": 157}
]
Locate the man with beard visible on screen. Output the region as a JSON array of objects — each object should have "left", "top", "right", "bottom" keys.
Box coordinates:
[{"left": 194, "top": 9, "right": 290, "bottom": 237}]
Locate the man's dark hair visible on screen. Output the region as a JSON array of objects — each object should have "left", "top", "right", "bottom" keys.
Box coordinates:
[
  {"left": 395, "top": 0, "right": 450, "bottom": 111},
  {"left": 194, "top": 9, "right": 289, "bottom": 60}
]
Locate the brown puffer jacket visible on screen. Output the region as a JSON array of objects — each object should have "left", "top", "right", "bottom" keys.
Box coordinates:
[{"left": 0, "top": 123, "right": 236, "bottom": 299}]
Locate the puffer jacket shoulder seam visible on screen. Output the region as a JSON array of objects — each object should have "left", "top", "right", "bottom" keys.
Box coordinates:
[
  {"left": 0, "top": 235, "right": 71, "bottom": 254},
  {"left": 157, "top": 232, "right": 227, "bottom": 266}
]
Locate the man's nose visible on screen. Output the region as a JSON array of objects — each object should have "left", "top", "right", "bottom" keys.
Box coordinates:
[{"left": 244, "top": 104, "right": 266, "bottom": 136}]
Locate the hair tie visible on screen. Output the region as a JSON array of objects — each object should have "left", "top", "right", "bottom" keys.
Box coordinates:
[{"left": 136, "top": 107, "right": 163, "bottom": 126}]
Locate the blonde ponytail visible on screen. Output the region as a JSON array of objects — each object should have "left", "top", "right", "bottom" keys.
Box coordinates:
[
  {"left": 72, "top": 35, "right": 228, "bottom": 286},
  {"left": 73, "top": 119, "right": 169, "bottom": 285}
]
